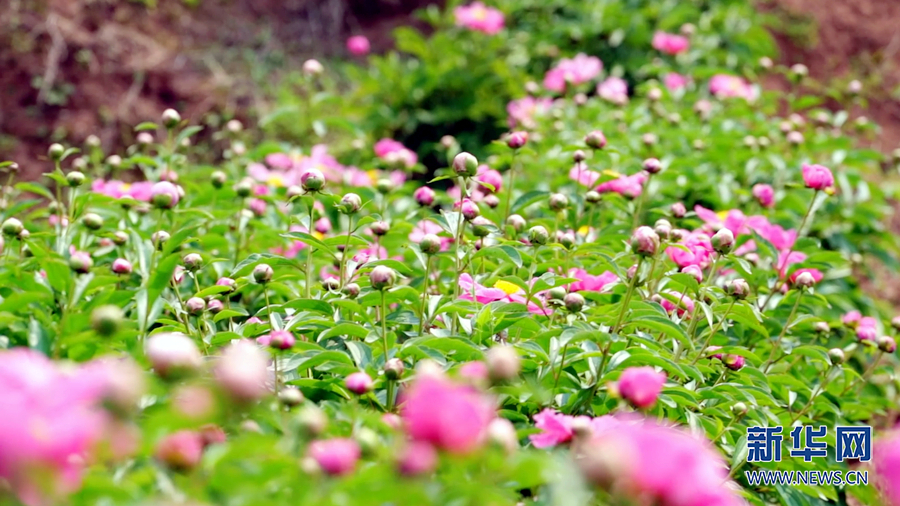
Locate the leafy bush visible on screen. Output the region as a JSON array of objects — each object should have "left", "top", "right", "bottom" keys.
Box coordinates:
[{"left": 1, "top": 2, "right": 899, "bottom": 506}]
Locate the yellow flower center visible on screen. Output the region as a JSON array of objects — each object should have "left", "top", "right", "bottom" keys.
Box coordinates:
[
  {"left": 602, "top": 169, "right": 621, "bottom": 178},
  {"left": 493, "top": 280, "right": 520, "bottom": 295},
  {"left": 313, "top": 231, "right": 325, "bottom": 240},
  {"left": 268, "top": 175, "right": 285, "bottom": 188},
  {"left": 121, "top": 183, "right": 131, "bottom": 191},
  {"left": 577, "top": 225, "right": 590, "bottom": 237},
  {"left": 366, "top": 170, "right": 379, "bottom": 184},
  {"left": 716, "top": 210, "right": 729, "bottom": 221},
  {"left": 473, "top": 6, "right": 487, "bottom": 20}
]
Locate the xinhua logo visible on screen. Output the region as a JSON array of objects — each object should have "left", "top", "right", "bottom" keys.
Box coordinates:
[{"left": 746, "top": 425, "right": 871, "bottom": 463}]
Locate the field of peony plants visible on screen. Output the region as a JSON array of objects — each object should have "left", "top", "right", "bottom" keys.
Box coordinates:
[{"left": 1, "top": 1, "right": 899, "bottom": 506}]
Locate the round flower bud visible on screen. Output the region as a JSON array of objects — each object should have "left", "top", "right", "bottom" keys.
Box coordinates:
[
  {"left": 17, "top": 230, "right": 27, "bottom": 241},
  {"left": 252, "top": 263, "right": 274, "bottom": 284},
  {"left": 725, "top": 278, "right": 750, "bottom": 300},
  {"left": 48, "top": 143, "right": 65, "bottom": 161},
  {"left": 452, "top": 152, "right": 479, "bottom": 177},
  {"left": 81, "top": 212, "right": 103, "bottom": 231},
  {"left": 506, "top": 214, "right": 526, "bottom": 232},
  {"left": 370, "top": 220, "right": 390, "bottom": 236},
  {"left": 185, "top": 297, "right": 205, "bottom": 316},
  {"left": 154, "top": 431, "right": 203, "bottom": 472},
  {"left": 112, "top": 230, "right": 128, "bottom": 246},
  {"left": 338, "top": 193, "right": 362, "bottom": 214},
  {"left": 548, "top": 193, "right": 569, "bottom": 212},
  {"left": 342, "top": 283, "right": 360, "bottom": 299},
  {"left": 573, "top": 150, "right": 586, "bottom": 163},
  {"left": 878, "top": 336, "right": 897, "bottom": 354},
  {"left": 2, "top": 217, "right": 23, "bottom": 237},
  {"left": 585, "top": 130, "right": 607, "bottom": 150},
  {"left": 486, "top": 346, "right": 521, "bottom": 383},
  {"left": 162, "top": 109, "right": 181, "bottom": 129},
  {"left": 146, "top": 332, "right": 202, "bottom": 377},
  {"left": 642, "top": 133, "right": 657, "bottom": 146},
  {"left": 642, "top": 158, "right": 662, "bottom": 174},
  {"left": 564, "top": 292, "right": 585, "bottom": 313},
  {"left": 384, "top": 358, "right": 405, "bottom": 380},
  {"left": 790, "top": 63, "right": 808, "bottom": 79},
  {"left": 548, "top": 286, "right": 566, "bottom": 301},
  {"left": 557, "top": 230, "right": 575, "bottom": 249},
  {"left": 66, "top": 171, "right": 85, "bottom": 187},
  {"left": 414, "top": 186, "right": 435, "bottom": 207},
  {"left": 732, "top": 402, "right": 749, "bottom": 416},
  {"left": 286, "top": 185, "right": 303, "bottom": 199},
  {"left": 279, "top": 387, "right": 305, "bottom": 408},
  {"left": 302, "top": 59, "right": 324, "bottom": 76},
  {"left": 891, "top": 316, "right": 900, "bottom": 331},
  {"left": 376, "top": 178, "right": 395, "bottom": 194},
  {"left": 69, "top": 251, "right": 93, "bottom": 273},
  {"left": 183, "top": 253, "right": 202, "bottom": 271},
  {"left": 345, "top": 371, "right": 374, "bottom": 395},
  {"left": 150, "top": 181, "right": 180, "bottom": 209},
  {"left": 322, "top": 277, "right": 340, "bottom": 292},
  {"left": 585, "top": 190, "right": 602, "bottom": 204},
  {"left": 483, "top": 194, "right": 500, "bottom": 209},
  {"left": 207, "top": 299, "right": 224, "bottom": 314},
  {"left": 91, "top": 305, "right": 123, "bottom": 337},
  {"left": 152, "top": 230, "right": 170, "bottom": 249},
  {"left": 211, "top": 171, "right": 227, "bottom": 189},
  {"left": 369, "top": 265, "right": 396, "bottom": 291},
  {"left": 460, "top": 200, "right": 480, "bottom": 221},
  {"left": 112, "top": 258, "right": 133, "bottom": 275},
  {"left": 653, "top": 219, "right": 672, "bottom": 240},
  {"left": 793, "top": 271, "right": 817, "bottom": 289},
  {"left": 507, "top": 131, "right": 528, "bottom": 149},
  {"left": 528, "top": 225, "right": 549, "bottom": 245},
  {"left": 234, "top": 178, "right": 254, "bottom": 198},
  {"left": 828, "top": 348, "right": 846, "bottom": 365},
  {"left": 471, "top": 216, "right": 493, "bottom": 238},
  {"left": 787, "top": 131, "right": 804, "bottom": 145},
  {"left": 106, "top": 155, "right": 122, "bottom": 168},
  {"left": 420, "top": 234, "right": 442, "bottom": 255},
  {"left": 847, "top": 79, "right": 862, "bottom": 95},
  {"left": 300, "top": 169, "right": 325, "bottom": 192},
  {"left": 759, "top": 56, "right": 773, "bottom": 69},
  {"left": 813, "top": 321, "right": 830, "bottom": 334},
  {"left": 711, "top": 228, "right": 735, "bottom": 254},
  {"left": 216, "top": 277, "right": 236, "bottom": 292},
  {"left": 297, "top": 405, "right": 328, "bottom": 436},
  {"left": 630, "top": 226, "right": 660, "bottom": 257},
  {"left": 647, "top": 88, "right": 663, "bottom": 101}
]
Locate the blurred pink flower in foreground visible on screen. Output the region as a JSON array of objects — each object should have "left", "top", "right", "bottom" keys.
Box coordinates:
[
  {"left": 507, "top": 96, "right": 553, "bottom": 129},
  {"left": 454, "top": 2, "right": 505, "bottom": 34},
  {"left": 308, "top": 438, "right": 361, "bottom": 475},
  {"left": 543, "top": 53, "right": 603, "bottom": 93},
  {"left": 346, "top": 35, "right": 370, "bottom": 56},
  {"left": 400, "top": 373, "right": 495, "bottom": 453},
  {"left": 617, "top": 366, "right": 666, "bottom": 408},
  {"left": 652, "top": 31, "right": 690, "bottom": 55},
  {"left": 596, "top": 172, "right": 646, "bottom": 198},
  {"left": 92, "top": 180, "right": 153, "bottom": 201},
  {"left": 752, "top": 183, "right": 775, "bottom": 207},
  {"left": 874, "top": 431, "right": 900, "bottom": 506},
  {"left": 529, "top": 409, "right": 620, "bottom": 448}
]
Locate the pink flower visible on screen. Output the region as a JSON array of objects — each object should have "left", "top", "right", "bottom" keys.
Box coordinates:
[
  {"left": 397, "top": 441, "right": 438, "bottom": 476},
  {"left": 789, "top": 268, "right": 823, "bottom": 286},
  {"left": 567, "top": 268, "right": 618, "bottom": 292},
  {"left": 458, "top": 274, "right": 547, "bottom": 314},
  {"left": 476, "top": 165, "right": 503, "bottom": 193},
  {"left": 529, "top": 409, "right": 619, "bottom": 448},
  {"left": 856, "top": 316, "right": 878, "bottom": 341},
  {"left": 308, "top": 438, "right": 361, "bottom": 476},
  {"left": 346, "top": 35, "right": 370, "bottom": 56},
  {"left": 458, "top": 361, "right": 489, "bottom": 383},
  {"left": 659, "top": 291, "right": 695, "bottom": 318},
  {"left": 666, "top": 231, "right": 713, "bottom": 269},
  {"left": 709, "top": 74, "right": 755, "bottom": 101},
  {"left": 414, "top": 186, "right": 435, "bottom": 206},
  {"left": 91, "top": 180, "right": 153, "bottom": 201},
  {"left": 400, "top": 374, "right": 495, "bottom": 453},
  {"left": 345, "top": 371, "right": 374, "bottom": 394},
  {"left": 569, "top": 165, "right": 601, "bottom": 187},
  {"left": 652, "top": 31, "right": 690, "bottom": 55},
  {"left": 154, "top": 430, "right": 204, "bottom": 471},
  {"left": 842, "top": 310, "right": 862, "bottom": 327},
  {"left": 597, "top": 76, "right": 629, "bottom": 105},
  {"left": 409, "top": 221, "right": 452, "bottom": 251},
  {"left": 801, "top": 163, "right": 834, "bottom": 191},
  {"left": 596, "top": 172, "right": 646, "bottom": 198},
  {"left": 454, "top": 2, "right": 505, "bottom": 34},
  {"left": 543, "top": 53, "right": 603, "bottom": 93},
  {"left": 374, "top": 138, "right": 418, "bottom": 168},
  {"left": 874, "top": 431, "right": 900, "bottom": 506},
  {"left": 257, "top": 329, "right": 295, "bottom": 350},
  {"left": 214, "top": 340, "right": 270, "bottom": 402},
  {"left": 752, "top": 184, "right": 775, "bottom": 207},
  {"left": 663, "top": 73, "right": 690, "bottom": 92},
  {"left": 150, "top": 181, "right": 180, "bottom": 207},
  {"left": 507, "top": 96, "right": 553, "bottom": 129},
  {"left": 617, "top": 367, "right": 666, "bottom": 408}
]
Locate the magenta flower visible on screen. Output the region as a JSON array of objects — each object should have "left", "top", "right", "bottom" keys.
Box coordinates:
[
  {"left": 596, "top": 172, "right": 646, "bottom": 198},
  {"left": 617, "top": 367, "right": 666, "bottom": 408},
  {"left": 856, "top": 316, "right": 878, "bottom": 341},
  {"left": 530, "top": 409, "right": 583, "bottom": 448},
  {"left": 257, "top": 329, "right": 295, "bottom": 350},
  {"left": 567, "top": 268, "right": 618, "bottom": 292},
  {"left": 91, "top": 179, "right": 153, "bottom": 201},
  {"left": 543, "top": 53, "right": 603, "bottom": 93},
  {"left": 400, "top": 374, "right": 495, "bottom": 453},
  {"left": 414, "top": 186, "right": 435, "bottom": 206},
  {"left": 709, "top": 74, "right": 756, "bottom": 101},
  {"left": 397, "top": 441, "right": 438, "bottom": 476},
  {"left": 454, "top": 2, "right": 505, "bottom": 34},
  {"left": 374, "top": 138, "right": 418, "bottom": 168},
  {"left": 569, "top": 165, "right": 601, "bottom": 187},
  {"left": 666, "top": 231, "right": 713, "bottom": 269},
  {"left": 458, "top": 274, "right": 546, "bottom": 314},
  {"left": 874, "top": 431, "right": 900, "bottom": 506},
  {"left": 308, "top": 438, "right": 361, "bottom": 476},
  {"left": 842, "top": 310, "right": 862, "bottom": 327},
  {"left": 345, "top": 371, "right": 374, "bottom": 395},
  {"left": 248, "top": 161, "right": 300, "bottom": 188},
  {"left": 652, "top": 31, "right": 690, "bottom": 55},
  {"left": 475, "top": 165, "right": 503, "bottom": 193},
  {"left": 659, "top": 291, "right": 695, "bottom": 318},
  {"left": 215, "top": 340, "right": 271, "bottom": 402},
  {"left": 507, "top": 96, "right": 553, "bottom": 129},
  {"left": 663, "top": 72, "right": 690, "bottom": 92},
  {"left": 346, "top": 35, "right": 370, "bottom": 56},
  {"left": 801, "top": 163, "right": 834, "bottom": 191},
  {"left": 597, "top": 76, "right": 629, "bottom": 105},
  {"left": 154, "top": 430, "right": 204, "bottom": 471},
  {"left": 752, "top": 184, "right": 775, "bottom": 207}
]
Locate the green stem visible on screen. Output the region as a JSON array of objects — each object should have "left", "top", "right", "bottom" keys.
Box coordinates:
[
  {"left": 451, "top": 177, "right": 468, "bottom": 333},
  {"left": 503, "top": 152, "right": 517, "bottom": 233},
  {"left": 553, "top": 342, "right": 570, "bottom": 392},
  {"left": 419, "top": 255, "right": 432, "bottom": 336},
  {"left": 690, "top": 299, "right": 736, "bottom": 365},
  {"left": 306, "top": 203, "right": 315, "bottom": 299},
  {"left": 381, "top": 290, "right": 390, "bottom": 360},
  {"left": 612, "top": 257, "right": 644, "bottom": 334},
  {"left": 339, "top": 215, "right": 354, "bottom": 286},
  {"left": 792, "top": 365, "right": 839, "bottom": 424},
  {"left": 840, "top": 350, "right": 884, "bottom": 396},
  {"left": 631, "top": 173, "right": 652, "bottom": 228},
  {"left": 264, "top": 288, "right": 274, "bottom": 327},
  {"left": 763, "top": 291, "right": 804, "bottom": 372}
]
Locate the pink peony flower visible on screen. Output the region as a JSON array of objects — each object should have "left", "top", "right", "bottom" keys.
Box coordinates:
[
  {"left": 414, "top": 186, "right": 435, "bottom": 206},
  {"left": 543, "top": 53, "right": 603, "bottom": 93},
  {"left": 789, "top": 268, "right": 823, "bottom": 286},
  {"left": 397, "top": 441, "right": 438, "bottom": 476},
  {"left": 842, "top": 310, "right": 862, "bottom": 327},
  {"left": 617, "top": 367, "right": 666, "bottom": 408},
  {"left": 400, "top": 374, "right": 495, "bottom": 453},
  {"left": 154, "top": 430, "right": 204, "bottom": 471},
  {"left": 663, "top": 73, "right": 690, "bottom": 92},
  {"left": 659, "top": 291, "right": 695, "bottom": 318},
  {"left": 458, "top": 361, "right": 489, "bottom": 383},
  {"left": 458, "top": 274, "right": 547, "bottom": 314},
  {"left": 507, "top": 96, "right": 553, "bottom": 129},
  {"left": 652, "top": 31, "right": 690, "bottom": 55},
  {"left": 345, "top": 371, "right": 374, "bottom": 394},
  {"left": 874, "top": 431, "right": 900, "bottom": 506},
  {"left": 597, "top": 76, "right": 629, "bottom": 105},
  {"left": 666, "top": 231, "right": 714, "bottom": 269},
  {"left": 91, "top": 180, "right": 154, "bottom": 201},
  {"left": 529, "top": 409, "right": 620, "bottom": 448},
  {"left": 308, "top": 438, "right": 361, "bottom": 476},
  {"left": 801, "top": 163, "right": 834, "bottom": 191},
  {"left": 752, "top": 184, "right": 775, "bottom": 207},
  {"left": 454, "top": 2, "right": 505, "bottom": 34},
  {"left": 856, "top": 316, "right": 878, "bottom": 341},
  {"left": 709, "top": 74, "right": 755, "bottom": 101},
  {"left": 215, "top": 340, "right": 270, "bottom": 402},
  {"left": 375, "top": 138, "right": 418, "bottom": 168},
  {"left": 346, "top": 35, "right": 370, "bottom": 56},
  {"left": 567, "top": 268, "right": 618, "bottom": 292},
  {"left": 150, "top": 181, "right": 181, "bottom": 207},
  {"left": 596, "top": 172, "right": 646, "bottom": 198},
  {"left": 475, "top": 165, "right": 503, "bottom": 193},
  {"left": 569, "top": 165, "right": 601, "bottom": 187}
]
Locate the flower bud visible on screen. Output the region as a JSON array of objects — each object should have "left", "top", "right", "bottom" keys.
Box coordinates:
[
  {"left": 483, "top": 193, "right": 500, "bottom": 209},
  {"left": 452, "top": 152, "right": 479, "bottom": 177},
  {"left": 146, "top": 332, "right": 202, "bottom": 377},
  {"left": 790, "top": 63, "right": 808, "bottom": 79},
  {"left": 630, "top": 226, "right": 659, "bottom": 257},
  {"left": 653, "top": 219, "right": 672, "bottom": 239},
  {"left": 585, "top": 190, "right": 602, "bottom": 204},
  {"left": 302, "top": 59, "right": 324, "bottom": 76},
  {"left": 152, "top": 230, "right": 170, "bottom": 249},
  {"left": 414, "top": 186, "right": 435, "bottom": 207},
  {"left": 528, "top": 225, "right": 549, "bottom": 245},
  {"left": 369, "top": 265, "right": 396, "bottom": 291},
  {"left": 573, "top": 150, "right": 586, "bottom": 163},
  {"left": 506, "top": 214, "right": 526, "bottom": 232},
  {"left": 261, "top": 329, "right": 295, "bottom": 350},
  {"left": 420, "top": 233, "right": 442, "bottom": 255},
  {"left": 2, "top": 217, "right": 23, "bottom": 237},
  {"left": 548, "top": 193, "right": 568, "bottom": 212},
  {"left": 648, "top": 88, "right": 663, "bottom": 101},
  {"left": 345, "top": 371, "right": 374, "bottom": 394},
  {"left": 642, "top": 158, "right": 662, "bottom": 174},
  {"left": 370, "top": 220, "right": 390, "bottom": 236},
  {"left": 376, "top": 178, "right": 395, "bottom": 194},
  {"left": 69, "top": 251, "right": 93, "bottom": 273},
  {"left": 252, "top": 263, "right": 274, "bottom": 284},
  {"left": 207, "top": 299, "right": 224, "bottom": 314},
  {"left": 813, "top": 321, "right": 830, "bottom": 334},
  {"left": 82, "top": 212, "right": 104, "bottom": 231},
  {"left": 456, "top": 199, "right": 478, "bottom": 221},
  {"left": 112, "top": 258, "right": 133, "bottom": 275},
  {"left": 548, "top": 286, "right": 566, "bottom": 301},
  {"left": 300, "top": 169, "right": 325, "bottom": 192},
  {"left": 151, "top": 181, "right": 180, "bottom": 209},
  {"left": 215, "top": 340, "right": 270, "bottom": 402},
  {"left": 642, "top": 133, "right": 657, "bottom": 146},
  {"left": 585, "top": 130, "right": 607, "bottom": 150},
  {"left": 486, "top": 345, "right": 521, "bottom": 382},
  {"left": 155, "top": 430, "right": 203, "bottom": 471},
  {"left": 183, "top": 253, "right": 203, "bottom": 271},
  {"left": 296, "top": 404, "right": 328, "bottom": 436},
  {"left": 828, "top": 348, "right": 846, "bottom": 365},
  {"left": 564, "top": 292, "right": 585, "bottom": 313},
  {"left": 891, "top": 316, "right": 900, "bottom": 331},
  {"left": 338, "top": 193, "right": 362, "bottom": 214},
  {"left": 279, "top": 387, "right": 305, "bottom": 408},
  {"left": 106, "top": 155, "right": 122, "bottom": 168},
  {"left": 48, "top": 143, "right": 65, "bottom": 161},
  {"left": 471, "top": 216, "right": 493, "bottom": 237},
  {"left": 185, "top": 297, "right": 205, "bottom": 315},
  {"left": 787, "top": 131, "right": 804, "bottom": 145},
  {"left": 384, "top": 358, "right": 405, "bottom": 380},
  {"left": 211, "top": 170, "right": 227, "bottom": 189},
  {"left": 162, "top": 109, "right": 181, "bottom": 129},
  {"left": 110, "top": 231, "right": 128, "bottom": 246},
  {"left": 711, "top": 228, "right": 735, "bottom": 254},
  {"left": 847, "top": 79, "right": 862, "bottom": 95},
  {"left": 216, "top": 277, "right": 236, "bottom": 292},
  {"left": 67, "top": 170, "right": 85, "bottom": 187},
  {"left": 487, "top": 418, "right": 518, "bottom": 453},
  {"left": 91, "top": 305, "right": 123, "bottom": 337},
  {"left": 793, "top": 271, "right": 817, "bottom": 289},
  {"left": 397, "top": 441, "right": 438, "bottom": 476},
  {"left": 507, "top": 131, "right": 528, "bottom": 149},
  {"left": 557, "top": 230, "right": 575, "bottom": 249},
  {"left": 342, "top": 282, "right": 360, "bottom": 299},
  {"left": 732, "top": 402, "right": 748, "bottom": 416},
  {"left": 322, "top": 277, "right": 340, "bottom": 292},
  {"left": 725, "top": 278, "right": 750, "bottom": 299},
  {"left": 878, "top": 336, "right": 897, "bottom": 354}
]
